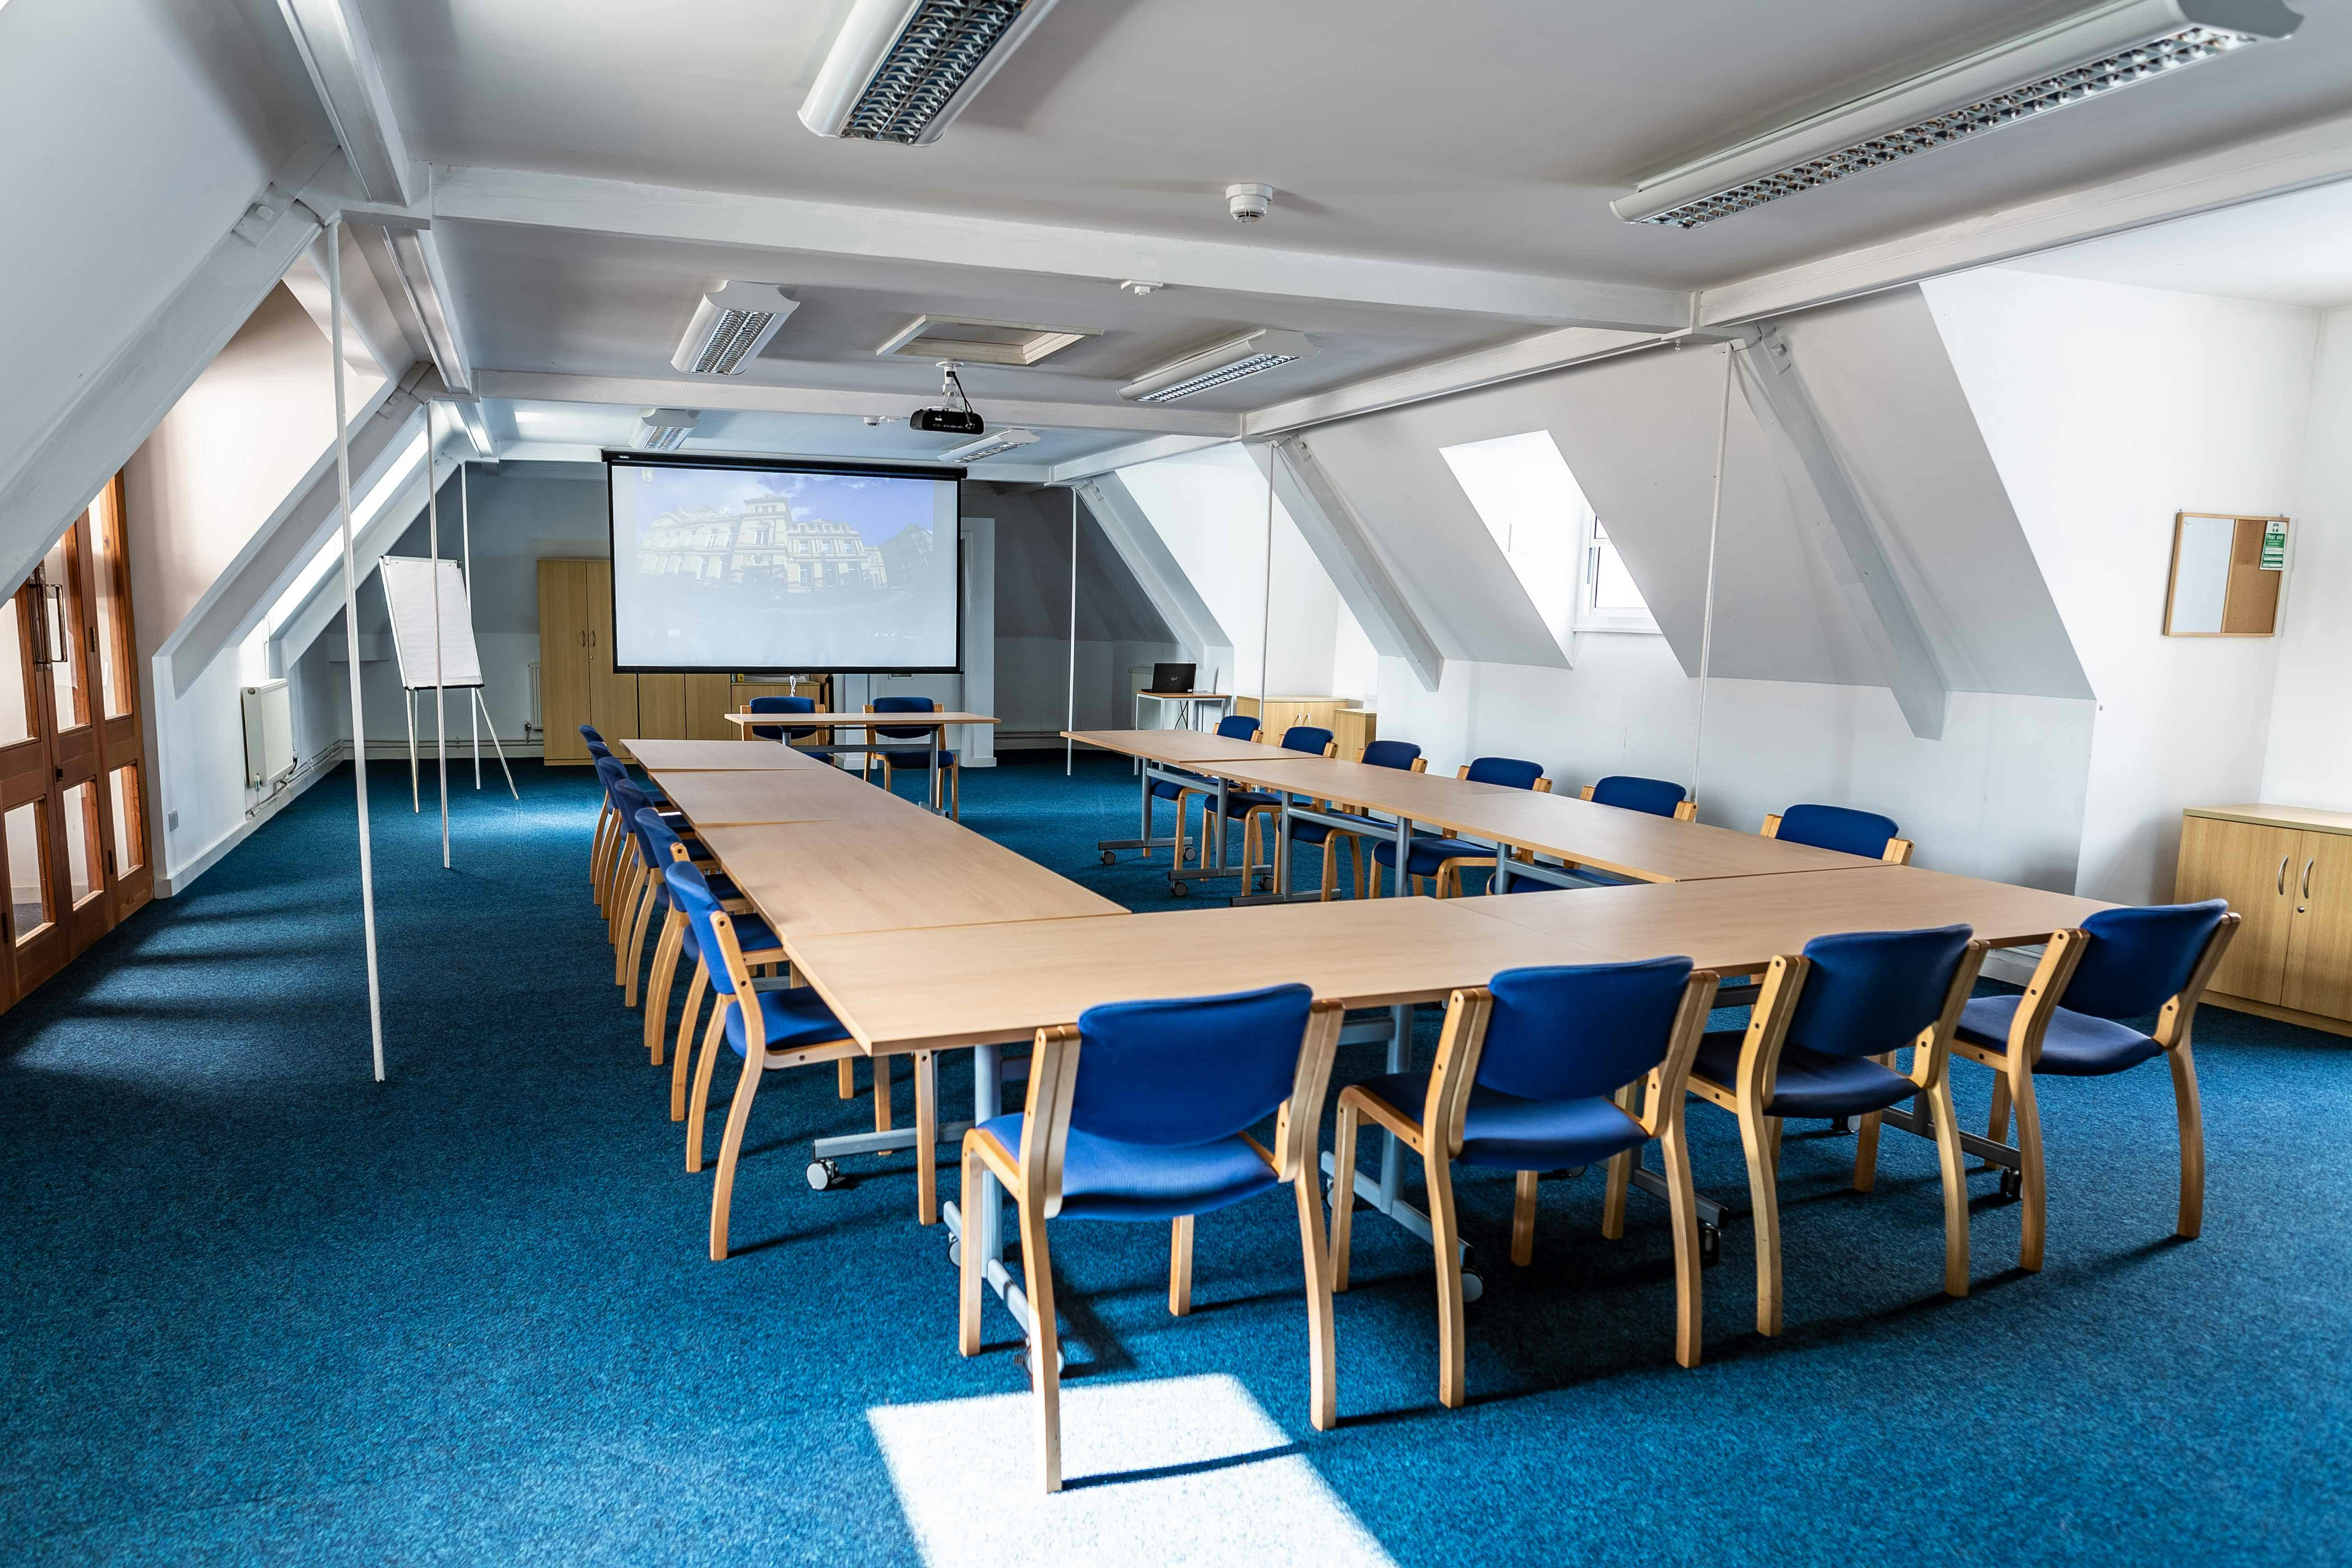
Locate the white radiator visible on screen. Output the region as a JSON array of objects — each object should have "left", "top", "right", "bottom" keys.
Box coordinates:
[{"left": 241, "top": 680, "right": 295, "bottom": 787}]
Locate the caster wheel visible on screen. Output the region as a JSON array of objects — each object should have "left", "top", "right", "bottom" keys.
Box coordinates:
[
  {"left": 1170, "top": 881, "right": 1190, "bottom": 898},
  {"left": 806, "top": 1159, "right": 842, "bottom": 1191},
  {"left": 1019, "top": 1344, "right": 1067, "bottom": 1379},
  {"left": 1099, "top": 850, "right": 1116, "bottom": 865},
  {"left": 1255, "top": 876, "right": 1272, "bottom": 893},
  {"left": 1699, "top": 1221, "right": 1722, "bottom": 1270},
  {"left": 947, "top": 1236, "right": 962, "bottom": 1267},
  {"left": 1998, "top": 1168, "right": 2022, "bottom": 1202},
  {"left": 1461, "top": 1271, "right": 1485, "bottom": 1304}
]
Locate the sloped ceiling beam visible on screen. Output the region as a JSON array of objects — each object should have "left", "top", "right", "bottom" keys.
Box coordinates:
[
  {"left": 1735, "top": 325, "right": 1948, "bottom": 739},
  {"left": 270, "top": 445, "right": 462, "bottom": 670},
  {"left": 1070, "top": 475, "right": 1234, "bottom": 683},
  {"left": 0, "top": 155, "right": 332, "bottom": 600},
  {"left": 433, "top": 166, "right": 1691, "bottom": 332},
  {"left": 1249, "top": 438, "right": 1444, "bottom": 693}
]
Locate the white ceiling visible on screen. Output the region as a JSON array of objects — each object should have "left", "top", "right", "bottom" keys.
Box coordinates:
[
  {"left": 2004, "top": 176, "right": 2352, "bottom": 308},
  {"left": 495, "top": 400, "right": 1141, "bottom": 471},
  {"left": 332, "top": 0, "right": 2352, "bottom": 457}
]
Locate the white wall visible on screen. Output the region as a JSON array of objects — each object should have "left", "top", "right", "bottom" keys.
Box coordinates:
[
  {"left": 1925, "top": 270, "right": 2320, "bottom": 903},
  {"left": 2262, "top": 304, "right": 2352, "bottom": 807}
]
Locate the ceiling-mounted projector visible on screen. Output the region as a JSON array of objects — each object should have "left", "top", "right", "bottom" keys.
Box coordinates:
[
  {"left": 672, "top": 282, "right": 799, "bottom": 375},
  {"left": 911, "top": 360, "right": 985, "bottom": 435}
]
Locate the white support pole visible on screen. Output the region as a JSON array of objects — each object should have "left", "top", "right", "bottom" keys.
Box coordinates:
[
  {"left": 329, "top": 219, "right": 387, "bottom": 1083},
  {"left": 1064, "top": 489, "right": 1076, "bottom": 777},
  {"left": 1691, "top": 344, "right": 1732, "bottom": 809},
  {"left": 428, "top": 402, "right": 449, "bottom": 869},
  {"left": 1258, "top": 445, "right": 1275, "bottom": 713},
  {"left": 462, "top": 456, "right": 479, "bottom": 788}
]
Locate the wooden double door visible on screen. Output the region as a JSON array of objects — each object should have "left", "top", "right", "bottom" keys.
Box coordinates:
[{"left": 0, "top": 476, "right": 152, "bottom": 1011}]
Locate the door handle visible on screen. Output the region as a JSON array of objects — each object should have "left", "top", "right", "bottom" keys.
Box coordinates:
[
  {"left": 2279, "top": 855, "right": 2291, "bottom": 895},
  {"left": 2302, "top": 857, "right": 2315, "bottom": 903}
]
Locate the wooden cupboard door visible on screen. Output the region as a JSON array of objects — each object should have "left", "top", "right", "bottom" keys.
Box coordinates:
[
  {"left": 638, "top": 675, "right": 685, "bottom": 739},
  {"left": 2175, "top": 815, "right": 2293, "bottom": 1003},
  {"left": 2283, "top": 833, "right": 2352, "bottom": 1021},
  {"left": 537, "top": 559, "right": 591, "bottom": 762},
  {"left": 685, "top": 674, "right": 735, "bottom": 740},
  {"left": 583, "top": 561, "right": 636, "bottom": 752}
]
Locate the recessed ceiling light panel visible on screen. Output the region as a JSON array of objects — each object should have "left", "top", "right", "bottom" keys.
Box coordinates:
[{"left": 876, "top": 315, "right": 1100, "bottom": 366}]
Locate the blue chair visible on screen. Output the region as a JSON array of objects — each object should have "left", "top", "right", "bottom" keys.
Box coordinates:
[
  {"left": 669, "top": 861, "right": 867, "bottom": 1261},
  {"left": 1686, "top": 926, "right": 1988, "bottom": 1335},
  {"left": 608, "top": 779, "right": 722, "bottom": 1000},
  {"left": 633, "top": 808, "right": 779, "bottom": 1079},
  {"left": 1764, "top": 803, "right": 1913, "bottom": 864},
  {"left": 865, "top": 696, "right": 960, "bottom": 817},
  {"left": 746, "top": 693, "right": 821, "bottom": 747},
  {"left": 1583, "top": 774, "right": 1694, "bottom": 820},
  {"left": 957, "top": 985, "right": 1345, "bottom": 1492},
  {"left": 1330, "top": 958, "right": 1720, "bottom": 1402},
  {"left": 1370, "top": 756, "right": 1551, "bottom": 898},
  {"left": 1950, "top": 900, "right": 2237, "bottom": 1272},
  {"left": 1329, "top": 738, "right": 1427, "bottom": 898},
  {"left": 1225, "top": 726, "right": 1345, "bottom": 895},
  {"left": 1155, "top": 713, "right": 1260, "bottom": 867}
]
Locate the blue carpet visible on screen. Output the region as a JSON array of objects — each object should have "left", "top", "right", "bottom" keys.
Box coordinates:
[{"left": 3, "top": 752, "right": 2346, "bottom": 1564}]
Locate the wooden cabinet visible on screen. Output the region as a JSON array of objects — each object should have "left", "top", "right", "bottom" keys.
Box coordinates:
[
  {"left": 1234, "top": 697, "right": 1374, "bottom": 757},
  {"left": 1333, "top": 707, "right": 1377, "bottom": 763},
  {"left": 2176, "top": 805, "right": 2352, "bottom": 1031}
]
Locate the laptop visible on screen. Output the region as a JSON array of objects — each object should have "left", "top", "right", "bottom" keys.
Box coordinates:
[{"left": 1148, "top": 662, "right": 1197, "bottom": 694}]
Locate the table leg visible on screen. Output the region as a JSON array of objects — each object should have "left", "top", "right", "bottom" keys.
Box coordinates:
[
  {"left": 1494, "top": 845, "right": 1513, "bottom": 893},
  {"left": 927, "top": 726, "right": 941, "bottom": 814},
  {"left": 1276, "top": 795, "right": 1293, "bottom": 897},
  {"left": 1393, "top": 814, "right": 1411, "bottom": 898}
]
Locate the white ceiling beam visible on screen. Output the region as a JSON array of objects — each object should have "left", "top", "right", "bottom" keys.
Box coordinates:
[
  {"left": 433, "top": 166, "right": 1692, "bottom": 332},
  {"left": 477, "top": 370, "right": 1239, "bottom": 438},
  {"left": 271, "top": 445, "right": 465, "bottom": 671},
  {"left": 1251, "top": 438, "right": 1444, "bottom": 693},
  {"left": 1047, "top": 433, "right": 1232, "bottom": 485},
  {"left": 0, "top": 153, "right": 333, "bottom": 601},
  {"left": 273, "top": 0, "right": 414, "bottom": 206},
  {"left": 282, "top": 226, "right": 417, "bottom": 379},
  {"left": 1735, "top": 328, "right": 1947, "bottom": 740},
  {"left": 1071, "top": 475, "right": 1234, "bottom": 683},
  {"left": 1695, "top": 109, "right": 2352, "bottom": 327},
  {"left": 1243, "top": 326, "right": 1690, "bottom": 436}
]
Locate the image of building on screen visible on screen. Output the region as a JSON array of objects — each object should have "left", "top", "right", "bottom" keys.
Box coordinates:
[{"left": 637, "top": 495, "right": 890, "bottom": 589}]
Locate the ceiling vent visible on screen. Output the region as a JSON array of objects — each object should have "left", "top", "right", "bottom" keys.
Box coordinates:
[
  {"left": 672, "top": 283, "right": 800, "bottom": 375},
  {"left": 1119, "top": 330, "right": 1316, "bottom": 404},
  {"left": 800, "top": 0, "right": 1063, "bottom": 146},
  {"left": 876, "top": 315, "right": 1099, "bottom": 366}
]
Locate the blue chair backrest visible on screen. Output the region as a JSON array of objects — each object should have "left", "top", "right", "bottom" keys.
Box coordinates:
[
  {"left": 874, "top": 694, "right": 936, "bottom": 739},
  {"left": 1466, "top": 756, "right": 1543, "bottom": 791},
  {"left": 1777, "top": 803, "right": 1899, "bottom": 858},
  {"left": 748, "top": 693, "right": 817, "bottom": 742},
  {"left": 586, "top": 740, "right": 613, "bottom": 763},
  {"left": 1785, "top": 926, "right": 1974, "bottom": 1058},
  {"left": 664, "top": 861, "right": 736, "bottom": 994},
  {"left": 634, "top": 805, "right": 687, "bottom": 871},
  {"left": 609, "top": 783, "right": 661, "bottom": 866},
  {"left": 578, "top": 724, "right": 603, "bottom": 746},
  {"left": 1280, "top": 726, "right": 1332, "bottom": 755},
  {"left": 1360, "top": 739, "right": 1421, "bottom": 771},
  {"left": 1071, "top": 983, "right": 1313, "bottom": 1146},
  {"left": 1215, "top": 714, "right": 1261, "bottom": 741},
  {"left": 593, "top": 755, "right": 630, "bottom": 796},
  {"left": 1592, "top": 775, "right": 1686, "bottom": 818},
  {"left": 1478, "top": 958, "right": 1695, "bottom": 1102},
  {"left": 2061, "top": 900, "right": 2228, "bottom": 1020}
]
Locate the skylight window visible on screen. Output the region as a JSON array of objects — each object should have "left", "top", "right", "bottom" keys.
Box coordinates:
[{"left": 1439, "top": 430, "right": 1655, "bottom": 645}]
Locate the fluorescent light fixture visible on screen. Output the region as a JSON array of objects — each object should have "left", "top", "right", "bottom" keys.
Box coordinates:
[
  {"left": 1613, "top": 0, "right": 2302, "bottom": 228},
  {"left": 635, "top": 408, "right": 701, "bottom": 452},
  {"left": 671, "top": 282, "right": 800, "bottom": 375},
  {"left": 799, "top": 0, "right": 1062, "bottom": 146},
  {"left": 940, "top": 427, "right": 1040, "bottom": 462},
  {"left": 1119, "top": 330, "right": 1316, "bottom": 404}
]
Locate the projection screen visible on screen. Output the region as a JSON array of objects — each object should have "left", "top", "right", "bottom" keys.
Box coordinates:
[{"left": 606, "top": 452, "right": 963, "bottom": 673}]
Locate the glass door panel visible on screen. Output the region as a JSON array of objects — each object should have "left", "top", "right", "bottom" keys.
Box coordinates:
[
  {"left": 6, "top": 800, "right": 50, "bottom": 945},
  {"left": 61, "top": 782, "right": 100, "bottom": 910},
  {"left": 109, "top": 765, "right": 144, "bottom": 875},
  {"left": 90, "top": 483, "right": 135, "bottom": 721},
  {"left": 0, "top": 596, "right": 30, "bottom": 748},
  {"left": 39, "top": 536, "right": 88, "bottom": 733}
]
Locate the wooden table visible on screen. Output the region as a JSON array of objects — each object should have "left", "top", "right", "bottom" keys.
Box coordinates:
[
  {"left": 1450, "top": 865, "right": 2114, "bottom": 973},
  {"left": 646, "top": 766, "right": 923, "bottom": 829},
  {"left": 624, "top": 738, "right": 832, "bottom": 771},
  {"left": 1065, "top": 729, "right": 1340, "bottom": 891},
  {"left": 1131, "top": 689, "right": 1232, "bottom": 731},
  {"left": 721, "top": 712, "right": 999, "bottom": 814}
]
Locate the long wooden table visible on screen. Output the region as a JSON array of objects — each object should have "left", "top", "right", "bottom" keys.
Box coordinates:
[
  {"left": 721, "top": 712, "right": 999, "bottom": 815},
  {"left": 648, "top": 765, "right": 926, "bottom": 828},
  {"left": 1066, "top": 727, "right": 1352, "bottom": 891},
  {"left": 624, "top": 738, "right": 832, "bottom": 771}
]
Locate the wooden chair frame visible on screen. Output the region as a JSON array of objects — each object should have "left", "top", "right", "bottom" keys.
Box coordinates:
[
  {"left": 957, "top": 999, "right": 1346, "bottom": 1492},
  {"left": 1234, "top": 740, "right": 1339, "bottom": 893},
  {"left": 864, "top": 702, "right": 961, "bottom": 819},
  {"left": 1951, "top": 913, "right": 2238, "bottom": 1272},
  {"left": 1329, "top": 972, "right": 1718, "bottom": 1405},
  {"left": 1324, "top": 755, "right": 1428, "bottom": 899},
  {"left": 1685, "top": 940, "right": 1989, "bottom": 1336},
  {"left": 679, "top": 901, "right": 899, "bottom": 1258},
  {"left": 1761, "top": 810, "right": 1914, "bottom": 865},
  {"left": 1159, "top": 720, "right": 1261, "bottom": 867},
  {"left": 1426, "top": 769, "right": 1551, "bottom": 899}
]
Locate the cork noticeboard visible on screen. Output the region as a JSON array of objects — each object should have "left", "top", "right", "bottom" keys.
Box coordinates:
[{"left": 2163, "top": 513, "right": 2288, "bottom": 637}]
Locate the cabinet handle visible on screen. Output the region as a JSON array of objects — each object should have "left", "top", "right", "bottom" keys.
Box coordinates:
[
  {"left": 2279, "top": 855, "right": 2291, "bottom": 895},
  {"left": 2302, "top": 857, "right": 2315, "bottom": 902}
]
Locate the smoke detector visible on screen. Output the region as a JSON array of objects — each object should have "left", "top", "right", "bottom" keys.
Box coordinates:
[{"left": 1225, "top": 183, "right": 1274, "bottom": 223}]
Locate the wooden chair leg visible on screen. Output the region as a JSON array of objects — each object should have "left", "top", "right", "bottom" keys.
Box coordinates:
[
  {"left": 621, "top": 886, "right": 658, "bottom": 1007},
  {"left": 873, "top": 1055, "right": 894, "bottom": 1132},
  {"left": 1017, "top": 1196, "right": 1064, "bottom": 1493},
  {"left": 915, "top": 1051, "right": 939, "bottom": 1226},
  {"left": 686, "top": 998, "right": 731, "bottom": 1172},
  {"left": 1328, "top": 1097, "right": 1361, "bottom": 1292},
  {"left": 591, "top": 806, "right": 613, "bottom": 909},
  {"left": 709, "top": 1047, "right": 763, "bottom": 1261},
  {"left": 644, "top": 915, "right": 685, "bottom": 1064},
  {"left": 2012, "top": 1063, "right": 2047, "bottom": 1273},
  {"left": 1319, "top": 839, "right": 1339, "bottom": 902},
  {"left": 1661, "top": 1105, "right": 1704, "bottom": 1368},
  {"left": 1987, "top": 1074, "right": 2013, "bottom": 1145},
  {"left": 1350, "top": 838, "right": 1366, "bottom": 901},
  {"left": 1602, "top": 1082, "right": 1637, "bottom": 1241},
  {"left": 957, "top": 1141, "right": 987, "bottom": 1357},
  {"left": 671, "top": 964, "right": 710, "bottom": 1121},
  {"left": 2169, "top": 1042, "right": 2204, "bottom": 1240},
  {"left": 1425, "top": 1141, "right": 1469, "bottom": 1409},
  {"left": 838, "top": 1059, "right": 857, "bottom": 1099},
  {"left": 950, "top": 764, "right": 960, "bottom": 821},
  {"left": 1853, "top": 1110, "right": 1884, "bottom": 1192},
  {"left": 1169, "top": 1215, "right": 1195, "bottom": 1315},
  {"left": 1511, "top": 1171, "right": 1538, "bottom": 1266},
  {"left": 1292, "top": 1171, "right": 1339, "bottom": 1431},
  {"left": 1765, "top": 1114, "right": 1785, "bottom": 1166},
  {"left": 1926, "top": 1071, "right": 1970, "bottom": 1298},
  {"left": 1737, "top": 1099, "right": 1784, "bottom": 1336}
]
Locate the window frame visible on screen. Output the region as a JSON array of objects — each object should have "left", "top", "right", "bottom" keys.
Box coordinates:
[{"left": 1575, "top": 513, "right": 1661, "bottom": 637}]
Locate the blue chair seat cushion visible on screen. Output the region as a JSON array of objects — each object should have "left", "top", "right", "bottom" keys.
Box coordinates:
[
  {"left": 875, "top": 746, "right": 957, "bottom": 766},
  {"left": 1286, "top": 810, "right": 1383, "bottom": 847},
  {"left": 976, "top": 1113, "right": 1280, "bottom": 1222},
  {"left": 1220, "top": 788, "right": 1280, "bottom": 816},
  {"left": 1691, "top": 1031, "right": 1917, "bottom": 1117},
  {"left": 1371, "top": 834, "right": 1494, "bottom": 877},
  {"left": 680, "top": 910, "right": 781, "bottom": 965},
  {"left": 723, "top": 984, "right": 851, "bottom": 1057},
  {"left": 1955, "top": 995, "right": 2162, "bottom": 1077},
  {"left": 1352, "top": 1071, "right": 1648, "bottom": 1170}
]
